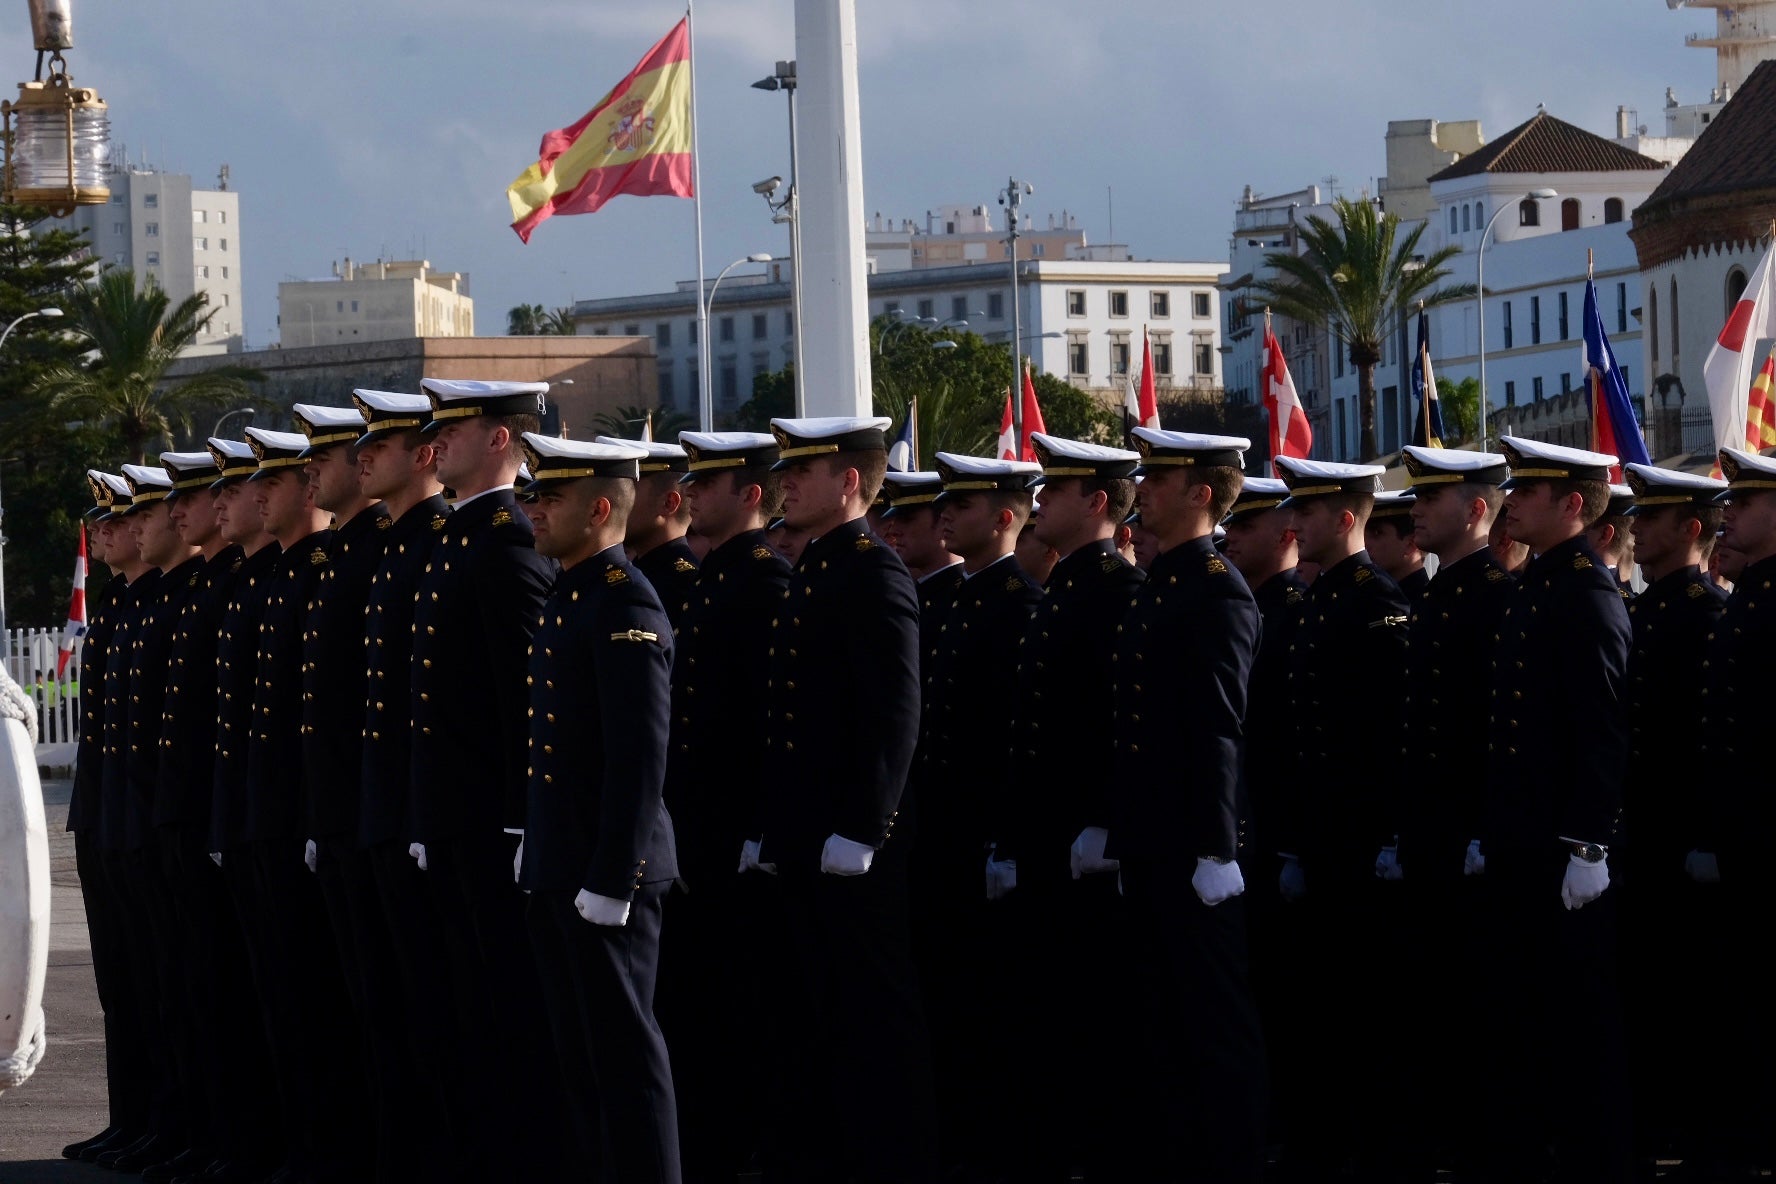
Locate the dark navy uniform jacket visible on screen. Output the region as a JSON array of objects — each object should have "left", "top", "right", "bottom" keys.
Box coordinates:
[
  {"left": 663, "top": 528, "right": 790, "bottom": 876},
  {"left": 1623, "top": 564, "right": 1725, "bottom": 877},
  {"left": 759, "top": 518, "right": 920, "bottom": 870},
  {"left": 125, "top": 555, "right": 204, "bottom": 850},
  {"left": 916, "top": 562, "right": 967, "bottom": 679},
  {"left": 1396, "top": 566, "right": 1431, "bottom": 606},
  {"left": 68, "top": 573, "right": 125, "bottom": 836},
  {"left": 1276, "top": 550, "right": 1410, "bottom": 881},
  {"left": 1699, "top": 554, "right": 1776, "bottom": 881},
  {"left": 1003, "top": 539, "right": 1143, "bottom": 882},
  {"left": 410, "top": 488, "right": 554, "bottom": 840},
  {"left": 1242, "top": 567, "right": 1309, "bottom": 868},
  {"left": 359, "top": 494, "right": 449, "bottom": 849},
  {"left": 301, "top": 503, "right": 391, "bottom": 841},
  {"left": 99, "top": 570, "right": 158, "bottom": 853},
  {"left": 244, "top": 529, "right": 333, "bottom": 845},
  {"left": 917, "top": 554, "right": 1043, "bottom": 874},
  {"left": 1484, "top": 535, "right": 1631, "bottom": 863},
  {"left": 156, "top": 545, "right": 243, "bottom": 838},
  {"left": 1108, "top": 535, "right": 1259, "bottom": 866},
  {"left": 212, "top": 544, "right": 280, "bottom": 852},
  {"left": 635, "top": 536, "right": 701, "bottom": 629},
  {"left": 1398, "top": 546, "right": 1516, "bottom": 876},
  {"left": 520, "top": 545, "right": 678, "bottom": 899}
]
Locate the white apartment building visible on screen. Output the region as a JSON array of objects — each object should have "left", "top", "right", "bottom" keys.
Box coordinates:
[
  {"left": 53, "top": 164, "right": 244, "bottom": 353},
  {"left": 570, "top": 256, "right": 1226, "bottom": 416},
  {"left": 277, "top": 258, "right": 473, "bottom": 349}
]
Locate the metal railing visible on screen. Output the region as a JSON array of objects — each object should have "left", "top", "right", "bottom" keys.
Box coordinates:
[{"left": 3, "top": 627, "right": 80, "bottom": 745}]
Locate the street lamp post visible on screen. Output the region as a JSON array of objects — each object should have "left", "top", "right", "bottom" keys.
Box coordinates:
[
  {"left": 752, "top": 61, "right": 806, "bottom": 416},
  {"left": 0, "top": 308, "right": 63, "bottom": 639},
  {"left": 211, "top": 405, "right": 255, "bottom": 439},
  {"left": 699, "top": 253, "right": 773, "bottom": 431},
  {"left": 1477, "top": 188, "right": 1556, "bottom": 451}
]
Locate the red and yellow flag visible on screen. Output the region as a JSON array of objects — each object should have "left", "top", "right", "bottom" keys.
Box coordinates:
[
  {"left": 507, "top": 18, "right": 694, "bottom": 243},
  {"left": 1746, "top": 350, "right": 1776, "bottom": 452}
]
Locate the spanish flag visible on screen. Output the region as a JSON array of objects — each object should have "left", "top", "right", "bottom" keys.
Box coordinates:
[{"left": 507, "top": 18, "right": 694, "bottom": 243}]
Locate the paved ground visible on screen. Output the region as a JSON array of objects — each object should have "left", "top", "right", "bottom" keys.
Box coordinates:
[{"left": 0, "top": 779, "right": 114, "bottom": 1181}]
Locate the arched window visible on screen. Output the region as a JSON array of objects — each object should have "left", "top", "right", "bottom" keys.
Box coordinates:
[
  {"left": 1604, "top": 198, "right": 1625, "bottom": 224},
  {"left": 1727, "top": 266, "right": 1749, "bottom": 315},
  {"left": 1462, "top": 204, "right": 1471, "bottom": 233},
  {"left": 1561, "top": 198, "right": 1581, "bottom": 231},
  {"left": 1649, "top": 285, "right": 1659, "bottom": 363},
  {"left": 1450, "top": 207, "right": 1458, "bottom": 235},
  {"left": 1475, "top": 200, "right": 1484, "bottom": 229},
  {"left": 1671, "top": 278, "right": 1680, "bottom": 362},
  {"left": 1519, "top": 198, "right": 1540, "bottom": 227}
]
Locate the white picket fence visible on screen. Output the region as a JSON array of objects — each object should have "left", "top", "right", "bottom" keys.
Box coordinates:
[{"left": 3, "top": 627, "right": 81, "bottom": 745}]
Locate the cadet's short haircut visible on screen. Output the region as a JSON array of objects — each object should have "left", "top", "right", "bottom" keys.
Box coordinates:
[
  {"left": 1368, "top": 516, "right": 1417, "bottom": 541},
  {"left": 729, "top": 464, "right": 784, "bottom": 519},
  {"left": 395, "top": 427, "right": 432, "bottom": 452},
  {"left": 640, "top": 470, "right": 692, "bottom": 524},
  {"left": 495, "top": 412, "right": 541, "bottom": 443},
  {"left": 1695, "top": 505, "right": 1724, "bottom": 555},
  {"left": 831, "top": 450, "right": 889, "bottom": 504},
  {"left": 1197, "top": 466, "right": 1244, "bottom": 523},
  {"left": 1081, "top": 476, "right": 1137, "bottom": 524},
  {"left": 1319, "top": 490, "right": 1375, "bottom": 526},
  {"left": 585, "top": 475, "right": 636, "bottom": 523},
  {"left": 1461, "top": 482, "right": 1506, "bottom": 518},
  {"left": 988, "top": 489, "right": 1035, "bottom": 528},
  {"left": 1548, "top": 478, "right": 1611, "bottom": 527}
]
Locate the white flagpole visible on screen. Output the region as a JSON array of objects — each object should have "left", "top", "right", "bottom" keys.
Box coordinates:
[{"left": 687, "top": 2, "right": 712, "bottom": 431}]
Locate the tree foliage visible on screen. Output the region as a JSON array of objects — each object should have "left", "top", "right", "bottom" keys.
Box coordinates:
[
  {"left": 508, "top": 303, "right": 577, "bottom": 336},
  {"left": 1437, "top": 375, "right": 1481, "bottom": 446},
  {"left": 1253, "top": 197, "right": 1473, "bottom": 460},
  {"left": 585, "top": 403, "right": 696, "bottom": 441}
]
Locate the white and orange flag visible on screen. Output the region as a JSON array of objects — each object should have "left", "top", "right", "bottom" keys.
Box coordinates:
[{"left": 507, "top": 18, "right": 694, "bottom": 243}]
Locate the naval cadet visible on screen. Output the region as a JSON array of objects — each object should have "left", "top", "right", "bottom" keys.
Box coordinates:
[
  {"left": 1614, "top": 463, "right": 1730, "bottom": 1177},
  {"left": 1587, "top": 483, "right": 1639, "bottom": 599},
  {"left": 655, "top": 430, "right": 790, "bottom": 1184},
  {"left": 1393, "top": 445, "right": 1516, "bottom": 1178},
  {"left": 1107, "top": 430, "right": 1264, "bottom": 1183},
  {"left": 879, "top": 469, "right": 964, "bottom": 674},
  {"left": 1270, "top": 454, "right": 1410, "bottom": 1180},
  {"left": 1364, "top": 490, "right": 1429, "bottom": 603},
  {"left": 518, "top": 434, "right": 681, "bottom": 1184},
  {"left": 756, "top": 416, "right": 937, "bottom": 1183},
  {"left": 1479, "top": 437, "right": 1632, "bottom": 1184},
  {"left": 997, "top": 433, "right": 1144, "bottom": 1182},
  {"left": 1695, "top": 447, "right": 1776, "bottom": 1172},
  {"left": 911, "top": 452, "right": 1045, "bottom": 1178},
  {"left": 601, "top": 435, "right": 700, "bottom": 626},
  {"left": 410, "top": 378, "right": 568, "bottom": 1176}
]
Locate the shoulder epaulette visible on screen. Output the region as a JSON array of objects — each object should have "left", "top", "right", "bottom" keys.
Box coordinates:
[
  {"left": 1206, "top": 556, "right": 1228, "bottom": 575},
  {"left": 605, "top": 565, "right": 629, "bottom": 586},
  {"left": 1354, "top": 566, "right": 1373, "bottom": 584},
  {"left": 309, "top": 548, "right": 329, "bottom": 566},
  {"left": 753, "top": 545, "right": 774, "bottom": 561},
  {"left": 491, "top": 509, "right": 513, "bottom": 527}
]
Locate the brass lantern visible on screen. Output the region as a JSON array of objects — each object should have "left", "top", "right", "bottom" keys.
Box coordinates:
[{"left": 2, "top": 0, "right": 110, "bottom": 214}]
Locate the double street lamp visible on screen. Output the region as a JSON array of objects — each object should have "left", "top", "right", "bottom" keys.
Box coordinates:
[
  {"left": 1476, "top": 188, "right": 1557, "bottom": 451},
  {"left": 698, "top": 253, "right": 773, "bottom": 431}
]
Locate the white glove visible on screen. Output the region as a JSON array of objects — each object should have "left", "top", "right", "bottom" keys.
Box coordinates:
[
  {"left": 409, "top": 842, "right": 427, "bottom": 872},
  {"left": 304, "top": 839, "right": 317, "bottom": 874},
  {"left": 513, "top": 834, "right": 524, "bottom": 884},
  {"left": 1192, "top": 857, "right": 1245, "bottom": 906},
  {"left": 819, "top": 833, "right": 874, "bottom": 876},
  {"left": 985, "top": 856, "right": 1018, "bottom": 901},
  {"left": 1685, "top": 849, "right": 1720, "bottom": 884},
  {"left": 1278, "top": 854, "right": 1306, "bottom": 903},
  {"left": 1560, "top": 854, "right": 1610, "bottom": 910},
  {"left": 1069, "top": 826, "right": 1120, "bottom": 879},
  {"left": 209, "top": 852, "right": 222, "bottom": 868},
  {"left": 1464, "top": 839, "right": 1486, "bottom": 877},
  {"left": 1375, "top": 845, "right": 1403, "bottom": 881},
  {"left": 739, "top": 838, "right": 778, "bottom": 876},
  {"left": 574, "top": 888, "right": 631, "bottom": 927}
]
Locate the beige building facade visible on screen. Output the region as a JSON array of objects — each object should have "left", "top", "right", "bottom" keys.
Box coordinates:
[{"left": 277, "top": 258, "right": 473, "bottom": 349}]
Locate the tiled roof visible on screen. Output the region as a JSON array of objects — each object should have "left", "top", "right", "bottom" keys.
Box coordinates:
[
  {"left": 1641, "top": 60, "right": 1776, "bottom": 208},
  {"left": 1427, "top": 111, "right": 1667, "bottom": 182}
]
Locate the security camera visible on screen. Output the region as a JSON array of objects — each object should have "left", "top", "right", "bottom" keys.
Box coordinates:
[{"left": 752, "top": 176, "right": 783, "bottom": 196}]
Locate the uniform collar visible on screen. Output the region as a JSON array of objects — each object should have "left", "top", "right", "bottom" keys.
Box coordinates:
[
  {"left": 962, "top": 552, "right": 1017, "bottom": 581},
  {"left": 801, "top": 516, "right": 871, "bottom": 565},
  {"left": 1526, "top": 533, "right": 1593, "bottom": 575},
  {"left": 447, "top": 486, "right": 517, "bottom": 529},
  {"left": 918, "top": 559, "right": 964, "bottom": 584},
  {"left": 704, "top": 528, "right": 771, "bottom": 570},
  {"left": 337, "top": 501, "right": 392, "bottom": 539},
  {"left": 1052, "top": 537, "right": 1119, "bottom": 576},
  {"left": 1643, "top": 563, "right": 1702, "bottom": 596}
]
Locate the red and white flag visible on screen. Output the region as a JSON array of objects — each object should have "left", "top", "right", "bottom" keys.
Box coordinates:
[
  {"left": 55, "top": 524, "right": 88, "bottom": 679},
  {"left": 1263, "top": 312, "right": 1313, "bottom": 467},
  {"left": 997, "top": 363, "right": 1048, "bottom": 461},
  {"left": 1704, "top": 242, "right": 1776, "bottom": 461},
  {"left": 1134, "top": 327, "right": 1160, "bottom": 430}
]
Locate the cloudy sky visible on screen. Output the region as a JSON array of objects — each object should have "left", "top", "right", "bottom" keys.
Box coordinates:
[{"left": 2, "top": 0, "right": 1721, "bottom": 348}]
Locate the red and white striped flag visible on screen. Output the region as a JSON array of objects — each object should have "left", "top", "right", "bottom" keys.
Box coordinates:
[
  {"left": 1263, "top": 311, "right": 1313, "bottom": 467},
  {"left": 55, "top": 525, "right": 88, "bottom": 679}
]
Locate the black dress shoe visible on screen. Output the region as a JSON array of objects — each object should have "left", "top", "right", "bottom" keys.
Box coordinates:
[
  {"left": 80, "top": 1126, "right": 142, "bottom": 1162},
  {"left": 144, "top": 1147, "right": 209, "bottom": 1182},
  {"left": 106, "top": 1133, "right": 181, "bottom": 1172},
  {"left": 63, "top": 1124, "right": 121, "bottom": 1159}
]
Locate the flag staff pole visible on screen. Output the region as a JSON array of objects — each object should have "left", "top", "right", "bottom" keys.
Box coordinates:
[
  {"left": 1419, "top": 300, "right": 1431, "bottom": 448},
  {"left": 687, "top": 1, "right": 712, "bottom": 432},
  {"left": 910, "top": 395, "right": 919, "bottom": 470}
]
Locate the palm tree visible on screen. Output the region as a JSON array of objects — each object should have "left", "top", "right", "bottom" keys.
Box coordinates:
[
  {"left": 507, "top": 302, "right": 548, "bottom": 335},
  {"left": 1253, "top": 197, "right": 1473, "bottom": 460},
  {"left": 35, "top": 269, "right": 264, "bottom": 464},
  {"left": 544, "top": 306, "right": 578, "bottom": 336},
  {"left": 586, "top": 404, "right": 696, "bottom": 441}
]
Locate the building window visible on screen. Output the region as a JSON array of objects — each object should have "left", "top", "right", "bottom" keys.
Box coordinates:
[
  {"left": 658, "top": 363, "right": 676, "bottom": 407},
  {"left": 195, "top": 237, "right": 207, "bottom": 250},
  {"left": 1111, "top": 338, "right": 1131, "bottom": 375},
  {"left": 220, "top": 238, "right": 228, "bottom": 251},
  {"left": 1067, "top": 336, "right": 1089, "bottom": 377},
  {"left": 752, "top": 313, "right": 768, "bottom": 340},
  {"left": 1336, "top": 401, "right": 1348, "bottom": 456},
  {"left": 1505, "top": 380, "right": 1517, "bottom": 407},
  {"left": 222, "top": 294, "right": 229, "bottom": 306},
  {"left": 917, "top": 298, "right": 934, "bottom": 319},
  {"left": 143, "top": 193, "right": 157, "bottom": 208},
  {"left": 1560, "top": 372, "right": 1572, "bottom": 394},
  {"left": 112, "top": 221, "right": 125, "bottom": 235},
  {"left": 719, "top": 359, "right": 738, "bottom": 407},
  {"left": 1501, "top": 301, "right": 1512, "bottom": 349},
  {"left": 1067, "top": 290, "right": 1086, "bottom": 317},
  {"left": 1108, "top": 290, "right": 1129, "bottom": 318},
  {"left": 1450, "top": 207, "right": 1459, "bottom": 235},
  {"left": 657, "top": 322, "right": 672, "bottom": 348},
  {"left": 1195, "top": 341, "right": 1214, "bottom": 376},
  {"left": 1530, "top": 296, "right": 1541, "bottom": 345},
  {"left": 987, "top": 293, "right": 1004, "bottom": 319},
  {"left": 1558, "top": 291, "right": 1569, "bottom": 340},
  {"left": 221, "top": 266, "right": 228, "bottom": 279},
  {"left": 193, "top": 209, "right": 207, "bottom": 223},
  {"left": 1462, "top": 204, "right": 1471, "bottom": 233},
  {"left": 196, "top": 265, "right": 209, "bottom": 279},
  {"left": 884, "top": 301, "right": 900, "bottom": 316},
  {"left": 1670, "top": 278, "right": 1680, "bottom": 363},
  {"left": 624, "top": 323, "right": 640, "bottom": 336},
  {"left": 145, "top": 251, "right": 159, "bottom": 266},
  {"left": 1519, "top": 198, "right": 1540, "bottom": 227},
  {"left": 1152, "top": 338, "right": 1173, "bottom": 375},
  {"left": 144, "top": 222, "right": 159, "bottom": 237},
  {"left": 1533, "top": 376, "right": 1544, "bottom": 402},
  {"left": 337, "top": 301, "right": 345, "bottom": 313},
  {"left": 1649, "top": 285, "right": 1659, "bottom": 362},
  {"left": 1561, "top": 198, "right": 1581, "bottom": 232},
  {"left": 1617, "top": 282, "right": 1628, "bottom": 333},
  {"left": 952, "top": 296, "right": 968, "bottom": 322},
  {"left": 689, "top": 319, "right": 698, "bottom": 345},
  {"left": 1475, "top": 200, "right": 1484, "bottom": 227},
  {"left": 593, "top": 327, "right": 609, "bottom": 336},
  {"left": 1151, "top": 291, "right": 1171, "bottom": 318},
  {"left": 351, "top": 300, "right": 359, "bottom": 312},
  {"left": 1192, "top": 292, "right": 1211, "bottom": 319},
  {"left": 719, "top": 316, "right": 734, "bottom": 343},
  {"left": 1727, "top": 267, "right": 1750, "bottom": 317},
  {"left": 784, "top": 310, "right": 794, "bottom": 335},
  {"left": 1604, "top": 198, "right": 1625, "bottom": 224},
  {"left": 1333, "top": 323, "right": 1345, "bottom": 377},
  {"left": 687, "top": 363, "right": 699, "bottom": 402}
]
